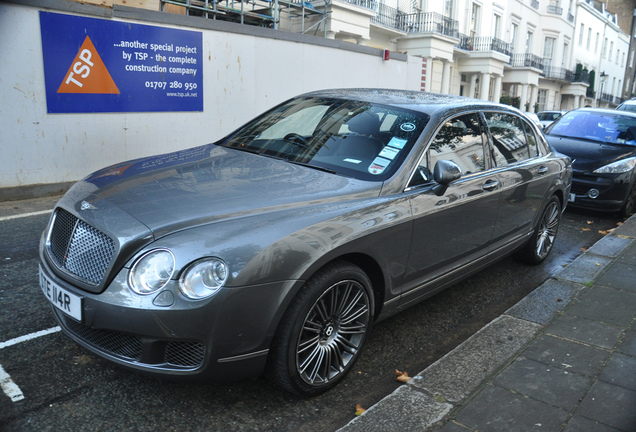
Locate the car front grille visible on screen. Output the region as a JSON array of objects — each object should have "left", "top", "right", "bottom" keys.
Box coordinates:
[
  {"left": 59, "top": 314, "right": 205, "bottom": 369},
  {"left": 47, "top": 208, "right": 116, "bottom": 286}
]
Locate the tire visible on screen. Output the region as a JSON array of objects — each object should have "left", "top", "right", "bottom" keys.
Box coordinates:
[
  {"left": 620, "top": 182, "right": 636, "bottom": 218},
  {"left": 515, "top": 196, "right": 562, "bottom": 264},
  {"left": 267, "top": 261, "right": 373, "bottom": 396}
]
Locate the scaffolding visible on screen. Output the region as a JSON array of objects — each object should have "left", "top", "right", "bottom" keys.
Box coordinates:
[{"left": 161, "top": 0, "right": 330, "bottom": 36}]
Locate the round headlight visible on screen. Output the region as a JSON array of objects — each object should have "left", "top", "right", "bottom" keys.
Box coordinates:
[
  {"left": 179, "top": 258, "right": 228, "bottom": 300},
  {"left": 129, "top": 249, "right": 175, "bottom": 295}
]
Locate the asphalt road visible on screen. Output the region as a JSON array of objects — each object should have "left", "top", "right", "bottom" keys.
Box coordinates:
[{"left": 0, "top": 196, "right": 624, "bottom": 432}]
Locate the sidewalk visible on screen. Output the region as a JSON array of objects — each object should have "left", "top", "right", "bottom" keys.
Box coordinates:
[{"left": 340, "top": 215, "right": 636, "bottom": 432}]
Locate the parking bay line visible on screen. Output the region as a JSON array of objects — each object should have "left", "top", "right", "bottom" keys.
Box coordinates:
[
  {"left": 0, "top": 209, "right": 52, "bottom": 222},
  {"left": 0, "top": 327, "right": 61, "bottom": 402}
]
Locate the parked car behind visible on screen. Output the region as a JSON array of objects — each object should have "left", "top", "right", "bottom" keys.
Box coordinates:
[
  {"left": 39, "top": 89, "right": 571, "bottom": 396},
  {"left": 537, "top": 110, "right": 565, "bottom": 128},
  {"left": 544, "top": 108, "right": 636, "bottom": 216},
  {"left": 616, "top": 99, "right": 636, "bottom": 112},
  {"left": 525, "top": 112, "right": 544, "bottom": 129}
]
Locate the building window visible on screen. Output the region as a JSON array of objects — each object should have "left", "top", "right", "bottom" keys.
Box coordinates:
[
  {"left": 543, "top": 37, "right": 556, "bottom": 69},
  {"left": 470, "top": 3, "right": 481, "bottom": 39},
  {"left": 444, "top": 0, "right": 454, "bottom": 18},
  {"left": 511, "top": 23, "right": 518, "bottom": 51},
  {"left": 526, "top": 31, "right": 534, "bottom": 53},
  {"left": 609, "top": 41, "right": 614, "bottom": 60},
  {"left": 578, "top": 23, "right": 584, "bottom": 46},
  {"left": 595, "top": 32, "right": 599, "bottom": 54},
  {"left": 538, "top": 89, "right": 548, "bottom": 112},
  {"left": 493, "top": 13, "right": 502, "bottom": 39},
  {"left": 586, "top": 28, "right": 591, "bottom": 50}
]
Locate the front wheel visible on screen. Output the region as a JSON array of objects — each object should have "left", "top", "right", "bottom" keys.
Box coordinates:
[
  {"left": 267, "top": 261, "right": 373, "bottom": 396},
  {"left": 620, "top": 182, "right": 636, "bottom": 218},
  {"left": 515, "top": 196, "right": 562, "bottom": 264}
]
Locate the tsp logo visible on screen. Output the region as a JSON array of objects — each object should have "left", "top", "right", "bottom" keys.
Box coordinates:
[{"left": 58, "top": 36, "right": 120, "bottom": 94}]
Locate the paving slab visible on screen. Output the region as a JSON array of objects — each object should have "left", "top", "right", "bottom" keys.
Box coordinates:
[
  {"left": 577, "top": 380, "right": 636, "bottom": 431},
  {"left": 453, "top": 385, "right": 569, "bottom": 432},
  {"left": 521, "top": 334, "right": 610, "bottom": 377},
  {"left": 546, "top": 314, "right": 624, "bottom": 349},
  {"left": 492, "top": 357, "right": 592, "bottom": 410},
  {"left": 506, "top": 279, "right": 581, "bottom": 325}
]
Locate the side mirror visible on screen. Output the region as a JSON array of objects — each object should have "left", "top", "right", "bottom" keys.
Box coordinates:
[{"left": 432, "top": 160, "right": 462, "bottom": 196}]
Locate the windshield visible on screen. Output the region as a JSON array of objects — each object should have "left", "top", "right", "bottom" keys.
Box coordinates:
[
  {"left": 546, "top": 111, "right": 636, "bottom": 146},
  {"left": 537, "top": 112, "right": 560, "bottom": 121},
  {"left": 218, "top": 97, "right": 429, "bottom": 181}
]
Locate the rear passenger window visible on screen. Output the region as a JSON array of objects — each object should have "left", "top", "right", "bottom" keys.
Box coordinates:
[
  {"left": 521, "top": 120, "right": 540, "bottom": 157},
  {"left": 484, "top": 113, "right": 531, "bottom": 166}
]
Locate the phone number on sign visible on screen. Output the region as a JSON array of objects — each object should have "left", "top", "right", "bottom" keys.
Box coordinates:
[{"left": 145, "top": 81, "right": 198, "bottom": 91}]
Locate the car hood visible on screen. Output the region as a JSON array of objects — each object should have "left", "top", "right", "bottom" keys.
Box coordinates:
[
  {"left": 60, "top": 144, "right": 382, "bottom": 238},
  {"left": 545, "top": 136, "right": 636, "bottom": 173}
]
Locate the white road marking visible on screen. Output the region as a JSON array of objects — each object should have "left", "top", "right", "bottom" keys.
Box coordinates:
[
  {"left": 0, "top": 364, "right": 24, "bottom": 402},
  {"left": 0, "top": 327, "right": 61, "bottom": 350},
  {"left": 0, "top": 209, "right": 52, "bottom": 222},
  {"left": 0, "top": 327, "right": 61, "bottom": 402}
]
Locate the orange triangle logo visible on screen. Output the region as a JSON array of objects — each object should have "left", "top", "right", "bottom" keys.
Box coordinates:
[{"left": 58, "top": 36, "right": 120, "bottom": 94}]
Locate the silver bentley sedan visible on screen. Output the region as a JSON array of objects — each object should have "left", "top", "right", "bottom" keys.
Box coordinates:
[{"left": 38, "top": 89, "right": 572, "bottom": 395}]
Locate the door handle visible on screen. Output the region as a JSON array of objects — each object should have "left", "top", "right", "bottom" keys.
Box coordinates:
[
  {"left": 538, "top": 166, "right": 548, "bottom": 175},
  {"left": 483, "top": 180, "right": 499, "bottom": 191}
]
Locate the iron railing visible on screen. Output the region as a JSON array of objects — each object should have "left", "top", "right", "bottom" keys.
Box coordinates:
[
  {"left": 456, "top": 35, "right": 511, "bottom": 56},
  {"left": 547, "top": 5, "right": 562, "bottom": 15},
  {"left": 508, "top": 53, "right": 544, "bottom": 69},
  {"left": 397, "top": 11, "right": 458, "bottom": 37}
]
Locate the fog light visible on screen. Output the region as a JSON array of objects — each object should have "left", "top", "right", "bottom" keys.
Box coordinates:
[{"left": 588, "top": 189, "right": 600, "bottom": 199}]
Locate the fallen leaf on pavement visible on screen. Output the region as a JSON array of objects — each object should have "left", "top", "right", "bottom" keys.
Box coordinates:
[
  {"left": 395, "top": 369, "right": 411, "bottom": 383},
  {"left": 355, "top": 404, "right": 366, "bottom": 416},
  {"left": 581, "top": 228, "right": 591, "bottom": 232}
]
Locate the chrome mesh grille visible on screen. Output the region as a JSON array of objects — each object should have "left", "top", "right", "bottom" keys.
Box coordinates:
[
  {"left": 48, "top": 208, "right": 115, "bottom": 286},
  {"left": 60, "top": 314, "right": 205, "bottom": 368},
  {"left": 63, "top": 315, "right": 143, "bottom": 361},
  {"left": 166, "top": 342, "right": 205, "bottom": 367}
]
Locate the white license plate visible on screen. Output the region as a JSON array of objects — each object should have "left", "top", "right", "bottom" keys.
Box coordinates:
[
  {"left": 569, "top": 193, "right": 575, "bottom": 202},
  {"left": 39, "top": 265, "right": 83, "bottom": 321}
]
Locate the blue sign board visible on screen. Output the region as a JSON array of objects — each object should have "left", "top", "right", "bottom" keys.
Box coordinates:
[{"left": 40, "top": 12, "right": 203, "bottom": 113}]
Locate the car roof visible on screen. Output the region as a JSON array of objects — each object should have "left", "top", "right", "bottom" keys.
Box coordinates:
[{"left": 300, "top": 88, "right": 519, "bottom": 116}]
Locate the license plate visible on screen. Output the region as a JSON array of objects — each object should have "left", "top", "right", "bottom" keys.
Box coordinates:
[
  {"left": 39, "top": 265, "right": 83, "bottom": 321},
  {"left": 569, "top": 193, "right": 575, "bottom": 202}
]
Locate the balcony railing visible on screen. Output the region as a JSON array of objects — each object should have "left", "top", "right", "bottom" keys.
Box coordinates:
[
  {"left": 397, "top": 11, "right": 458, "bottom": 37},
  {"left": 586, "top": 88, "right": 596, "bottom": 98},
  {"left": 456, "top": 35, "right": 511, "bottom": 56},
  {"left": 370, "top": 2, "right": 405, "bottom": 31},
  {"left": 508, "top": 53, "right": 544, "bottom": 69},
  {"left": 543, "top": 66, "right": 569, "bottom": 80},
  {"left": 568, "top": 12, "right": 574, "bottom": 22},
  {"left": 547, "top": 5, "right": 562, "bottom": 14},
  {"left": 531, "top": 0, "right": 539, "bottom": 9},
  {"left": 599, "top": 92, "right": 614, "bottom": 102}
]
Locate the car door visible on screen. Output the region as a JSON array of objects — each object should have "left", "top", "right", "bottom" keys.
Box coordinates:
[
  {"left": 399, "top": 112, "right": 500, "bottom": 308},
  {"left": 484, "top": 112, "right": 552, "bottom": 252}
]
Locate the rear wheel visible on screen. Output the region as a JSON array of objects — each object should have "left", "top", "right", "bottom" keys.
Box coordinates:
[
  {"left": 515, "top": 196, "right": 561, "bottom": 264},
  {"left": 267, "top": 261, "right": 373, "bottom": 396}
]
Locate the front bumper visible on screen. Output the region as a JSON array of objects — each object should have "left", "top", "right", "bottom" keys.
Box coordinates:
[
  {"left": 39, "top": 255, "right": 299, "bottom": 382},
  {"left": 567, "top": 173, "right": 631, "bottom": 212}
]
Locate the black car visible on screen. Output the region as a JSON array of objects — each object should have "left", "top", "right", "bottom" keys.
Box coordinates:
[
  {"left": 39, "top": 90, "right": 571, "bottom": 395},
  {"left": 544, "top": 108, "right": 636, "bottom": 216}
]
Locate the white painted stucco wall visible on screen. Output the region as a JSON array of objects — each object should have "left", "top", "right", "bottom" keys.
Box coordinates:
[{"left": 0, "top": 0, "right": 421, "bottom": 196}]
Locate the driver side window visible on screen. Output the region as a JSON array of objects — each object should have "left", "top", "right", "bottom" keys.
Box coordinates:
[{"left": 409, "top": 113, "right": 485, "bottom": 187}]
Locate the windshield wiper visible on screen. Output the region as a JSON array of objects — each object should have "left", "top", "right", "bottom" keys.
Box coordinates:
[{"left": 287, "top": 160, "right": 337, "bottom": 174}]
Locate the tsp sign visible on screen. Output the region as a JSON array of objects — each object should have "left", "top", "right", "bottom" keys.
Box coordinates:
[{"left": 40, "top": 12, "right": 203, "bottom": 113}]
